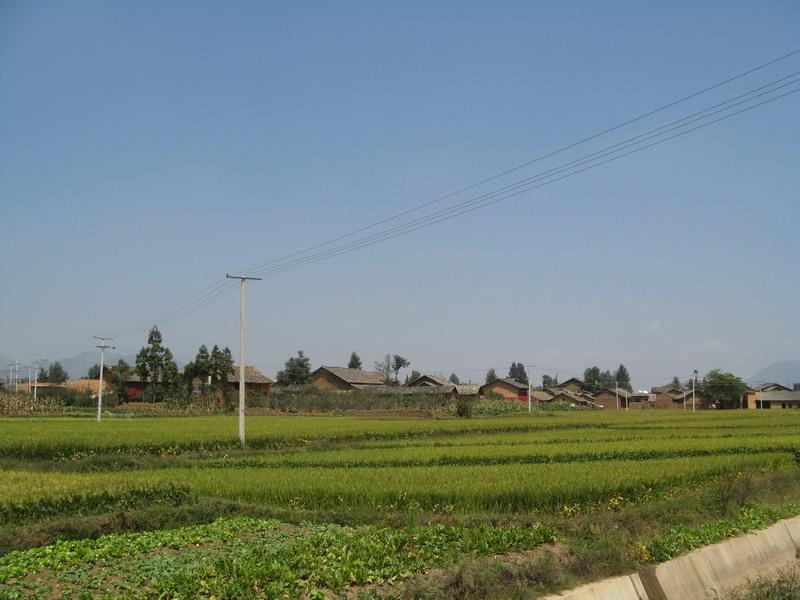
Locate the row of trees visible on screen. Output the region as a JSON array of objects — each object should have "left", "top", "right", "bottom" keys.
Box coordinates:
[
  {"left": 36, "top": 361, "right": 69, "bottom": 383},
  {"left": 125, "top": 326, "right": 235, "bottom": 405}
]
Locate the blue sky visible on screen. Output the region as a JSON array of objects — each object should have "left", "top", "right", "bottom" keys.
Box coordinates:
[{"left": 1, "top": 1, "right": 798, "bottom": 388}]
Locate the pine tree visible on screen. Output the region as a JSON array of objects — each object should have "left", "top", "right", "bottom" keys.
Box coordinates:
[
  {"left": 449, "top": 373, "right": 460, "bottom": 384},
  {"left": 277, "top": 350, "right": 312, "bottom": 385},
  {"left": 515, "top": 363, "right": 529, "bottom": 385},
  {"left": 485, "top": 368, "right": 498, "bottom": 384},
  {"left": 508, "top": 362, "right": 518, "bottom": 380},
  {"left": 614, "top": 364, "right": 632, "bottom": 392},
  {"left": 347, "top": 352, "right": 362, "bottom": 370}
]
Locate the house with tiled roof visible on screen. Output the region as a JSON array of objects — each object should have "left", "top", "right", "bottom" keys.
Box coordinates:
[
  {"left": 311, "top": 366, "right": 387, "bottom": 391},
  {"left": 479, "top": 378, "right": 529, "bottom": 402}
]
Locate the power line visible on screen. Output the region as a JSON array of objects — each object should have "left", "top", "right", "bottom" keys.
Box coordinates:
[
  {"left": 249, "top": 84, "right": 799, "bottom": 278},
  {"left": 233, "top": 48, "right": 800, "bottom": 277},
  {"left": 99, "top": 50, "right": 800, "bottom": 336}
]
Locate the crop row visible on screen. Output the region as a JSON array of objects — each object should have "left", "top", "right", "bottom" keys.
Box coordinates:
[
  {"left": 0, "top": 453, "right": 792, "bottom": 519},
  {"left": 2, "top": 412, "right": 799, "bottom": 459},
  {"left": 199, "top": 435, "right": 800, "bottom": 470},
  {"left": 0, "top": 518, "right": 557, "bottom": 598}
]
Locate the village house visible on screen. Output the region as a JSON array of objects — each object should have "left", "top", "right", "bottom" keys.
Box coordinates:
[
  {"left": 404, "top": 373, "right": 479, "bottom": 397},
  {"left": 748, "top": 389, "right": 800, "bottom": 409},
  {"left": 592, "top": 387, "right": 631, "bottom": 410},
  {"left": 547, "top": 389, "right": 601, "bottom": 409},
  {"left": 557, "top": 377, "right": 584, "bottom": 393},
  {"left": 311, "top": 366, "right": 387, "bottom": 391},
  {"left": 479, "top": 378, "right": 529, "bottom": 402}
]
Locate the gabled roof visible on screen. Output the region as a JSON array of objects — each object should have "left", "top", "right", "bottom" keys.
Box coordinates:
[
  {"left": 652, "top": 384, "right": 682, "bottom": 394},
  {"left": 495, "top": 378, "right": 529, "bottom": 390},
  {"left": 594, "top": 387, "right": 631, "bottom": 398},
  {"left": 757, "top": 383, "right": 791, "bottom": 392},
  {"left": 405, "top": 373, "right": 450, "bottom": 387},
  {"left": 314, "top": 366, "right": 386, "bottom": 385},
  {"left": 531, "top": 390, "right": 555, "bottom": 402},
  {"left": 228, "top": 366, "right": 273, "bottom": 384},
  {"left": 549, "top": 389, "right": 597, "bottom": 406},
  {"left": 454, "top": 383, "right": 480, "bottom": 396},
  {"left": 557, "top": 377, "right": 584, "bottom": 387}
]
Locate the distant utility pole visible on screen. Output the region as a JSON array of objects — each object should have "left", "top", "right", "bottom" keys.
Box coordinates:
[
  {"left": 7, "top": 359, "right": 20, "bottom": 393},
  {"left": 94, "top": 337, "right": 115, "bottom": 422},
  {"left": 527, "top": 365, "right": 535, "bottom": 414},
  {"left": 615, "top": 383, "right": 619, "bottom": 411},
  {"left": 33, "top": 359, "right": 47, "bottom": 401},
  {"left": 692, "top": 369, "right": 698, "bottom": 412},
  {"left": 25, "top": 363, "right": 32, "bottom": 394},
  {"left": 226, "top": 274, "right": 262, "bottom": 445}
]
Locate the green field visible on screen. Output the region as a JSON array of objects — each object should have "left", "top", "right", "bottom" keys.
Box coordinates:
[{"left": 1, "top": 411, "right": 799, "bottom": 598}]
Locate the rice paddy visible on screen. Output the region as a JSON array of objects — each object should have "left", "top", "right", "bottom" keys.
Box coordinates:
[{"left": 1, "top": 410, "right": 799, "bottom": 598}]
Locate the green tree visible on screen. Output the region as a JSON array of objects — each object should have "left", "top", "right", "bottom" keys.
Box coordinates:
[
  {"left": 277, "top": 350, "right": 312, "bottom": 385},
  {"left": 210, "top": 346, "right": 234, "bottom": 390},
  {"left": 699, "top": 370, "right": 747, "bottom": 409},
  {"left": 449, "top": 373, "right": 460, "bottom": 384},
  {"left": 614, "top": 364, "right": 632, "bottom": 392},
  {"left": 87, "top": 364, "right": 101, "bottom": 379},
  {"left": 405, "top": 370, "right": 421, "bottom": 384},
  {"left": 347, "top": 352, "right": 362, "bottom": 370},
  {"left": 47, "top": 361, "right": 68, "bottom": 383},
  {"left": 112, "top": 359, "right": 131, "bottom": 402},
  {"left": 485, "top": 368, "right": 498, "bottom": 385},
  {"left": 583, "top": 366, "right": 602, "bottom": 392},
  {"left": 508, "top": 362, "right": 518, "bottom": 380},
  {"left": 135, "top": 325, "right": 173, "bottom": 402},
  {"left": 598, "top": 369, "right": 615, "bottom": 389},
  {"left": 793, "top": 383, "right": 800, "bottom": 391},
  {"left": 391, "top": 355, "right": 410, "bottom": 384},
  {"left": 507, "top": 362, "right": 529, "bottom": 384},
  {"left": 37, "top": 365, "right": 49, "bottom": 382},
  {"left": 671, "top": 375, "right": 684, "bottom": 391},
  {"left": 542, "top": 374, "right": 556, "bottom": 388}
]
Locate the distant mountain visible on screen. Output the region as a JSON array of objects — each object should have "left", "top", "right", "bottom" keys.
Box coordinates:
[{"left": 749, "top": 361, "right": 800, "bottom": 388}]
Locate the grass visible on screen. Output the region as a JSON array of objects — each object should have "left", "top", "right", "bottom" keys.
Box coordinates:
[{"left": 0, "top": 410, "right": 799, "bottom": 598}]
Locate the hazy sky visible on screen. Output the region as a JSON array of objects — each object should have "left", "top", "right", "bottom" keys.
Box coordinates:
[{"left": 1, "top": 1, "right": 798, "bottom": 388}]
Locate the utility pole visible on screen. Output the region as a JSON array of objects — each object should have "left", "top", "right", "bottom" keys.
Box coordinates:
[
  {"left": 692, "top": 369, "right": 698, "bottom": 412},
  {"left": 25, "top": 363, "right": 32, "bottom": 394},
  {"left": 527, "top": 365, "right": 535, "bottom": 414},
  {"left": 7, "top": 359, "right": 20, "bottom": 393},
  {"left": 33, "top": 359, "right": 47, "bottom": 401},
  {"left": 615, "top": 383, "right": 619, "bottom": 411},
  {"left": 226, "top": 274, "right": 262, "bottom": 445},
  {"left": 94, "top": 337, "right": 115, "bottom": 422}
]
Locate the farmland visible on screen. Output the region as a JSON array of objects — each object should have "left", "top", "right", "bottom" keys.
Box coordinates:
[{"left": 1, "top": 411, "right": 800, "bottom": 598}]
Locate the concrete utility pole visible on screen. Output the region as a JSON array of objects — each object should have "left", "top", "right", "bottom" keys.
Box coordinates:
[
  {"left": 25, "top": 364, "right": 32, "bottom": 394},
  {"left": 94, "top": 337, "right": 115, "bottom": 422},
  {"left": 226, "top": 274, "right": 262, "bottom": 445},
  {"left": 615, "top": 383, "right": 619, "bottom": 411},
  {"left": 7, "top": 359, "right": 20, "bottom": 393},
  {"left": 692, "top": 369, "right": 698, "bottom": 412},
  {"left": 527, "top": 365, "right": 535, "bottom": 414},
  {"left": 33, "top": 359, "right": 47, "bottom": 401}
]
